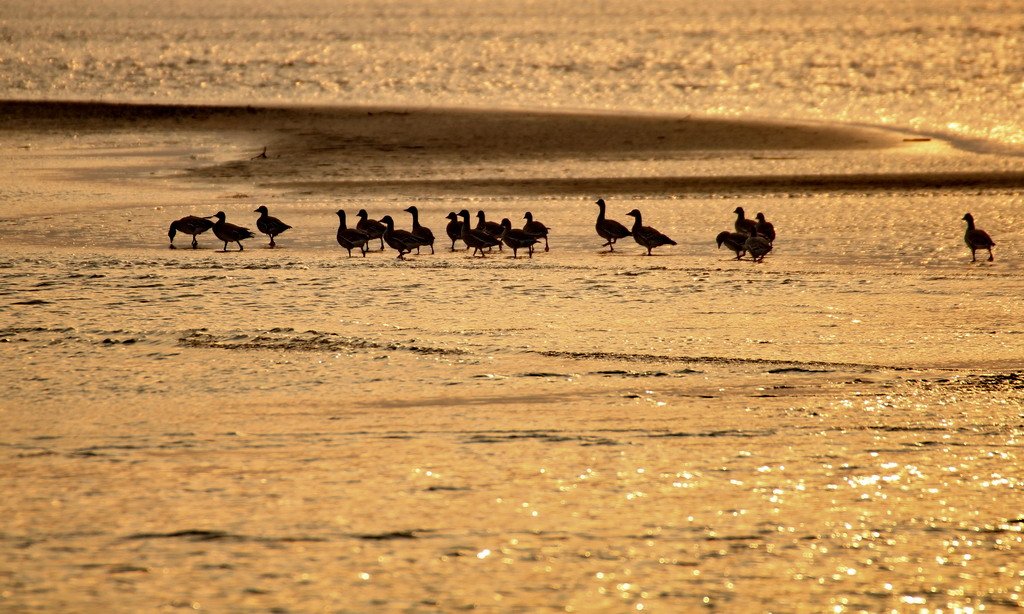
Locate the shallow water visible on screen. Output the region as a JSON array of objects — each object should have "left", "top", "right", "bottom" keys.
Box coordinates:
[{"left": 2, "top": 0, "right": 1024, "bottom": 611}]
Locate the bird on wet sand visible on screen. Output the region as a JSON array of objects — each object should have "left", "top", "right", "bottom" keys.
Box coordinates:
[
  {"left": 523, "top": 211, "right": 550, "bottom": 252},
  {"left": 404, "top": 205, "right": 435, "bottom": 254},
  {"left": 595, "top": 198, "right": 631, "bottom": 251},
  {"left": 335, "top": 209, "right": 370, "bottom": 257},
  {"left": 626, "top": 209, "right": 676, "bottom": 256},
  {"left": 380, "top": 215, "right": 423, "bottom": 260},
  {"left": 211, "top": 211, "right": 255, "bottom": 252},
  {"left": 744, "top": 226, "right": 773, "bottom": 262},
  {"left": 459, "top": 209, "right": 501, "bottom": 257},
  {"left": 475, "top": 210, "right": 504, "bottom": 249},
  {"left": 445, "top": 212, "right": 464, "bottom": 251},
  {"left": 253, "top": 205, "right": 292, "bottom": 248},
  {"left": 716, "top": 231, "right": 748, "bottom": 260},
  {"left": 755, "top": 212, "right": 776, "bottom": 244},
  {"left": 356, "top": 209, "right": 386, "bottom": 250},
  {"left": 168, "top": 215, "right": 214, "bottom": 249},
  {"left": 962, "top": 213, "right": 995, "bottom": 262},
  {"left": 734, "top": 207, "right": 757, "bottom": 236},
  {"left": 500, "top": 218, "right": 540, "bottom": 258}
]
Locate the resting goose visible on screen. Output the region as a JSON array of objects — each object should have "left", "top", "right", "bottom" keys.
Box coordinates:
[
  {"left": 744, "top": 226, "right": 773, "bottom": 262},
  {"left": 168, "top": 215, "right": 214, "bottom": 249},
  {"left": 626, "top": 209, "right": 677, "bottom": 256},
  {"left": 962, "top": 213, "right": 995, "bottom": 262},
  {"left": 335, "top": 209, "right": 370, "bottom": 257},
  {"left": 211, "top": 211, "right": 255, "bottom": 252},
  {"left": 380, "top": 215, "right": 422, "bottom": 260},
  {"left": 404, "top": 205, "right": 435, "bottom": 254},
  {"left": 500, "top": 219, "right": 540, "bottom": 258},
  {"left": 445, "top": 212, "right": 464, "bottom": 251},
  {"left": 253, "top": 205, "right": 292, "bottom": 248},
  {"left": 459, "top": 209, "right": 501, "bottom": 257},
  {"left": 755, "top": 212, "right": 776, "bottom": 244},
  {"left": 734, "top": 207, "right": 757, "bottom": 236},
  {"left": 355, "top": 209, "right": 386, "bottom": 250},
  {"left": 716, "top": 231, "right": 748, "bottom": 260},
  {"left": 595, "top": 198, "right": 632, "bottom": 251},
  {"left": 522, "top": 211, "right": 550, "bottom": 252}
]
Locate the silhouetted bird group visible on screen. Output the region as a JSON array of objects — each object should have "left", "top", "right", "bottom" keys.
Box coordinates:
[{"left": 167, "top": 200, "right": 998, "bottom": 263}]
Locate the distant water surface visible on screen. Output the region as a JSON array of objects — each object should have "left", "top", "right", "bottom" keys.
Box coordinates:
[{"left": 1, "top": 0, "right": 1022, "bottom": 152}]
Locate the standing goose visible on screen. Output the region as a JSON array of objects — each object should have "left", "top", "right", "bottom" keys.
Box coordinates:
[
  {"left": 744, "top": 226, "right": 773, "bottom": 262},
  {"left": 733, "top": 207, "right": 757, "bottom": 236},
  {"left": 595, "top": 198, "right": 632, "bottom": 251},
  {"left": 626, "top": 209, "right": 677, "bottom": 256},
  {"left": 379, "top": 215, "right": 422, "bottom": 260},
  {"left": 355, "top": 209, "right": 386, "bottom": 250},
  {"left": 459, "top": 209, "right": 501, "bottom": 257},
  {"left": 403, "top": 206, "right": 435, "bottom": 254},
  {"left": 716, "top": 231, "right": 748, "bottom": 260},
  {"left": 755, "top": 212, "right": 776, "bottom": 244},
  {"left": 253, "top": 205, "right": 292, "bottom": 248},
  {"left": 522, "top": 211, "right": 550, "bottom": 252},
  {"left": 335, "top": 209, "right": 370, "bottom": 257},
  {"left": 475, "top": 210, "right": 504, "bottom": 250},
  {"left": 500, "top": 219, "right": 540, "bottom": 258},
  {"left": 445, "top": 212, "right": 464, "bottom": 251},
  {"left": 962, "top": 213, "right": 995, "bottom": 262},
  {"left": 211, "top": 211, "right": 255, "bottom": 252},
  {"left": 168, "top": 215, "right": 214, "bottom": 249}
]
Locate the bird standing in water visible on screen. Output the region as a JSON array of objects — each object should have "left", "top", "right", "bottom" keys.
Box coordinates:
[
  {"left": 755, "top": 212, "right": 776, "bottom": 244},
  {"left": 595, "top": 198, "right": 632, "bottom": 251},
  {"left": 380, "top": 215, "right": 423, "bottom": 260},
  {"left": 445, "top": 212, "right": 464, "bottom": 251},
  {"left": 211, "top": 211, "right": 255, "bottom": 252},
  {"left": 522, "top": 211, "right": 550, "bottom": 252},
  {"left": 355, "top": 209, "right": 386, "bottom": 250},
  {"left": 335, "top": 209, "right": 370, "bottom": 257},
  {"left": 253, "top": 205, "right": 292, "bottom": 248},
  {"left": 962, "top": 213, "right": 995, "bottom": 262},
  {"left": 459, "top": 209, "right": 501, "bottom": 257},
  {"left": 626, "top": 209, "right": 676, "bottom": 256},
  {"left": 167, "top": 215, "right": 214, "bottom": 249},
  {"left": 716, "top": 231, "right": 748, "bottom": 260},
  {"left": 404, "top": 206, "right": 435, "bottom": 254},
  {"left": 733, "top": 207, "right": 757, "bottom": 236},
  {"left": 744, "top": 226, "right": 773, "bottom": 262},
  {"left": 500, "top": 219, "right": 540, "bottom": 258}
]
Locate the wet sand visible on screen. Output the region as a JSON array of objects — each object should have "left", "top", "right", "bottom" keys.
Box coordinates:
[{"left": 2, "top": 101, "right": 1023, "bottom": 612}]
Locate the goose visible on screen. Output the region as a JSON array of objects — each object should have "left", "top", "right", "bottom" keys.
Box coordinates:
[
  {"left": 744, "top": 226, "right": 773, "bottom": 262},
  {"left": 445, "top": 212, "right": 464, "bottom": 251},
  {"left": 403, "top": 205, "right": 435, "bottom": 254},
  {"left": 253, "top": 205, "right": 292, "bottom": 248},
  {"left": 595, "top": 198, "right": 632, "bottom": 251},
  {"left": 168, "top": 215, "right": 214, "bottom": 249},
  {"left": 755, "top": 212, "right": 776, "bottom": 244},
  {"left": 475, "top": 210, "right": 504, "bottom": 250},
  {"left": 211, "top": 211, "right": 255, "bottom": 252},
  {"left": 522, "top": 211, "right": 550, "bottom": 252},
  {"left": 355, "top": 209, "right": 386, "bottom": 250},
  {"left": 335, "top": 209, "right": 370, "bottom": 257},
  {"left": 500, "top": 219, "right": 540, "bottom": 258},
  {"left": 379, "top": 215, "right": 422, "bottom": 260},
  {"left": 716, "top": 231, "right": 748, "bottom": 260},
  {"left": 626, "top": 209, "right": 677, "bottom": 256},
  {"left": 734, "top": 207, "right": 757, "bottom": 236},
  {"left": 962, "top": 213, "right": 995, "bottom": 262},
  {"left": 459, "top": 209, "right": 501, "bottom": 257}
]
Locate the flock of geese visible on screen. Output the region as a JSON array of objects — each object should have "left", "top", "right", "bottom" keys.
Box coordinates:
[{"left": 166, "top": 199, "right": 997, "bottom": 263}]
